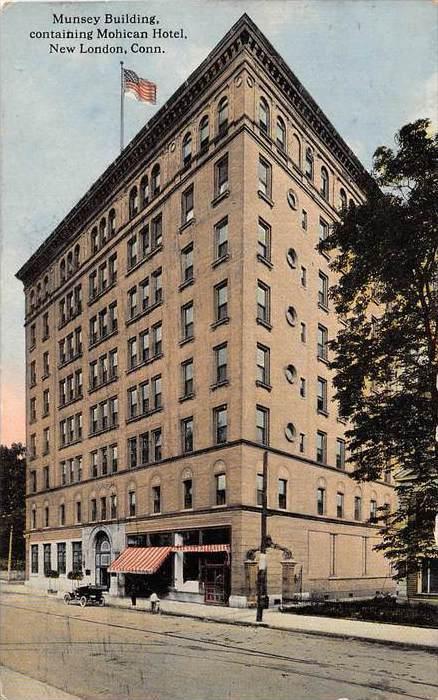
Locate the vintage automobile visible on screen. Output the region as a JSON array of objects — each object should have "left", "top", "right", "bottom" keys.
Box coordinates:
[{"left": 64, "top": 585, "right": 106, "bottom": 607}]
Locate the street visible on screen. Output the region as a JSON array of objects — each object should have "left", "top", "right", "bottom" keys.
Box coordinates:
[{"left": 0, "top": 591, "right": 436, "bottom": 700}]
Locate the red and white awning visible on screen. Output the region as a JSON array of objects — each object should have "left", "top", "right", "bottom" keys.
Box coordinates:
[
  {"left": 172, "top": 544, "right": 230, "bottom": 553},
  {"left": 108, "top": 546, "right": 172, "bottom": 574}
]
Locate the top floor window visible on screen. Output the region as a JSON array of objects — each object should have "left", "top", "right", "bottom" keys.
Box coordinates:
[
  {"left": 217, "top": 97, "right": 228, "bottom": 135},
  {"left": 151, "top": 164, "right": 160, "bottom": 196},
  {"left": 129, "top": 186, "right": 138, "bottom": 219},
  {"left": 108, "top": 209, "right": 116, "bottom": 236},
  {"left": 305, "top": 147, "right": 314, "bottom": 180},
  {"left": 99, "top": 218, "right": 107, "bottom": 247},
  {"left": 276, "top": 116, "right": 286, "bottom": 150},
  {"left": 140, "top": 176, "right": 149, "bottom": 208},
  {"left": 339, "top": 188, "right": 347, "bottom": 211},
  {"left": 182, "top": 133, "right": 192, "bottom": 166},
  {"left": 321, "top": 167, "right": 329, "bottom": 201},
  {"left": 259, "top": 98, "right": 270, "bottom": 134},
  {"left": 199, "top": 115, "right": 209, "bottom": 150}
]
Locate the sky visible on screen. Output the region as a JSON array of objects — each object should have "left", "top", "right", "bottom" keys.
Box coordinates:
[{"left": 0, "top": 0, "right": 437, "bottom": 445}]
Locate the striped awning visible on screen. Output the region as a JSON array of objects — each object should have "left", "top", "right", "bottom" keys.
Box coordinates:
[
  {"left": 172, "top": 544, "right": 230, "bottom": 553},
  {"left": 108, "top": 546, "right": 172, "bottom": 574}
]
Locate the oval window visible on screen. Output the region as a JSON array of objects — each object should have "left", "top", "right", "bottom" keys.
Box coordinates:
[
  {"left": 287, "top": 248, "right": 297, "bottom": 269},
  {"left": 284, "top": 365, "right": 297, "bottom": 384},
  {"left": 285, "top": 423, "right": 296, "bottom": 442},
  {"left": 287, "top": 189, "right": 298, "bottom": 210},
  {"left": 286, "top": 306, "right": 297, "bottom": 326}
]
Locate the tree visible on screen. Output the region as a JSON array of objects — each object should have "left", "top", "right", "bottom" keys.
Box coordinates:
[
  {"left": 0, "top": 444, "right": 26, "bottom": 564},
  {"left": 321, "top": 119, "right": 437, "bottom": 578}
]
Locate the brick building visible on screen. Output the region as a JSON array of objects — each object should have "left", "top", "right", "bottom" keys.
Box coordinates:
[{"left": 16, "top": 14, "right": 396, "bottom": 606}]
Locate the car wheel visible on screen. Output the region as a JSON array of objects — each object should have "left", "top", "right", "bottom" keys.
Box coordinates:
[
  {"left": 64, "top": 593, "right": 71, "bottom": 605},
  {"left": 79, "top": 596, "right": 87, "bottom": 608},
  {"left": 98, "top": 597, "right": 105, "bottom": 607}
]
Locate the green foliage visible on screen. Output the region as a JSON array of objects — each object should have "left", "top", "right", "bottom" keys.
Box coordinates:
[
  {"left": 321, "top": 119, "right": 438, "bottom": 578},
  {"left": 67, "top": 570, "right": 83, "bottom": 581},
  {"left": 45, "top": 569, "right": 60, "bottom": 579},
  {"left": 0, "top": 444, "right": 26, "bottom": 561}
]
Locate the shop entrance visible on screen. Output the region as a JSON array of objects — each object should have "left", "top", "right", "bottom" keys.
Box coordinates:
[
  {"left": 203, "top": 563, "right": 228, "bottom": 605},
  {"left": 95, "top": 533, "right": 111, "bottom": 589}
]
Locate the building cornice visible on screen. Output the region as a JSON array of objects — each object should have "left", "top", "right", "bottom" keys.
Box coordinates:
[{"left": 16, "top": 13, "right": 374, "bottom": 286}]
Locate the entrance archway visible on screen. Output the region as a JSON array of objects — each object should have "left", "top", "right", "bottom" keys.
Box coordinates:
[{"left": 95, "top": 532, "right": 111, "bottom": 589}]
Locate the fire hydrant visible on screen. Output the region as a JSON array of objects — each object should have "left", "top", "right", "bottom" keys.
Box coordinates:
[{"left": 150, "top": 592, "right": 160, "bottom": 614}]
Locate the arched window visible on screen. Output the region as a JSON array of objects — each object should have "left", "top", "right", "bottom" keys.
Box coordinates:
[
  {"left": 43, "top": 275, "right": 49, "bottom": 298},
  {"left": 181, "top": 468, "right": 193, "bottom": 510},
  {"left": 199, "top": 115, "right": 209, "bottom": 150},
  {"left": 99, "top": 217, "right": 107, "bottom": 246},
  {"left": 293, "top": 134, "right": 301, "bottom": 168},
  {"left": 217, "top": 97, "right": 228, "bottom": 135},
  {"left": 91, "top": 227, "right": 99, "bottom": 254},
  {"left": 74, "top": 245, "right": 80, "bottom": 270},
  {"left": 67, "top": 252, "right": 73, "bottom": 276},
  {"left": 29, "top": 290, "right": 35, "bottom": 312},
  {"left": 182, "top": 132, "right": 192, "bottom": 166},
  {"left": 259, "top": 98, "right": 270, "bottom": 135},
  {"left": 349, "top": 198, "right": 355, "bottom": 209},
  {"left": 36, "top": 283, "right": 41, "bottom": 304},
  {"left": 321, "top": 167, "right": 329, "bottom": 200},
  {"left": 140, "top": 176, "right": 149, "bottom": 208},
  {"left": 108, "top": 209, "right": 116, "bottom": 236},
  {"left": 339, "top": 188, "right": 347, "bottom": 211},
  {"left": 276, "top": 116, "right": 286, "bottom": 150},
  {"left": 129, "top": 187, "right": 138, "bottom": 219},
  {"left": 305, "top": 147, "right": 314, "bottom": 180},
  {"left": 151, "top": 164, "right": 160, "bottom": 196},
  {"left": 60, "top": 259, "right": 66, "bottom": 283}
]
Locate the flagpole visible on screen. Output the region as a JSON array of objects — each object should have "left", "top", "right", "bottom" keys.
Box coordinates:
[{"left": 120, "top": 61, "right": 124, "bottom": 153}]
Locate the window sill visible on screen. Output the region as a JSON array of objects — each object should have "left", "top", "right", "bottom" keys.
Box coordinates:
[
  {"left": 179, "top": 336, "right": 194, "bottom": 347},
  {"left": 41, "top": 411, "right": 49, "bottom": 419},
  {"left": 58, "top": 352, "right": 83, "bottom": 370},
  {"left": 210, "top": 379, "right": 229, "bottom": 391},
  {"left": 319, "top": 249, "right": 331, "bottom": 261},
  {"left": 317, "top": 409, "right": 329, "bottom": 418},
  {"left": 256, "top": 254, "right": 273, "bottom": 270},
  {"left": 42, "top": 335, "right": 49, "bottom": 343},
  {"left": 89, "top": 328, "right": 118, "bottom": 350},
  {"left": 256, "top": 318, "right": 272, "bottom": 331},
  {"left": 211, "top": 189, "right": 230, "bottom": 208},
  {"left": 179, "top": 218, "right": 195, "bottom": 234},
  {"left": 58, "top": 310, "right": 82, "bottom": 331},
  {"left": 211, "top": 316, "right": 230, "bottom": 330},
  {"left": 88, "top": 375, "right": 118, "bottom": 395},
  {"left": 29, "top": 382, "right": 37, "bottom": 390},
  {"left": 318, "top": 302, "right": 329, "bottom": 314},
  {"left": 126, "top": 407, "right": 162, "bottom": 425},
  {"left": 29, "top": 344, "right": 36, "bottom": 353},
  {"left": 42, "top": 449, "right": 49, "bottom": 456},
  {"left": 179, "top": 393, "right": 195, "bottom": 403},
  {"left": 179, "top": 277, "right": 194, "bottom": 292},
  {"left": 257, "top": 191, "right": 274, "bottom": 208},
  {"left": 255, "top": 380, "right": 272, "bottom": 392},
  {"left": 59, "top": 438, "right": 82, "bottom": 451},
  {"left": 88, "top": 424, "right": 118, "bottom": 439},
  {"left": 125, "top": 244, "right": 163, "bottom": 278},
  {"left": 41, "top": 373, "right": 50, "bottom": 381},
  {"left": 88, "top": 281, "right": 117, "bottom": 307},
  {"left": 126, "top": 300, "right": 162, "bottom": 327},
  {"left": 317, "top": 356, "right": 330, "bottom": 366},
  {"left": 276, "top": 146, "right": 288, "bottom": 161},
  {"left": 212, "top": 253, "right": 230, "bottom": 269},
  {"left": 126, "top": 353, "right": 163, "bottom": 375},
  {"left": 58, "top": 394, "right": 83, "bottom": 411}
]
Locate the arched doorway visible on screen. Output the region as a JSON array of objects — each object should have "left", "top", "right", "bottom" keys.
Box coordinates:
[{"left": 95, "top": 532, "right": 111, "bottom": 589}]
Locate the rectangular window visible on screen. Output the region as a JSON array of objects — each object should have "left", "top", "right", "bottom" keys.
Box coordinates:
[
  {"left": 181, "top": 243, "right": 194, "bottom": 282},
  {"left": 336, "top": 492, "right": 344, "bottom": 518},
  {"left": 128, "top": 288, "right": 137, "bottom": 319},
  {"left": 256, "top": 344, "right": 270, "bottom": 385},
  {"left": 128, "top": 387, "right": 137, "bottom": 419},
  {"left": 256, "top": 406, "right": 269, "bottom": 445},
  {"left": 152, "top": 428, "right": 162, "bottom": 462},
  {"left": 215, "top": 154, "right": 229, "bottom": 196},
  {"left": 257, "top": 219, "right": 271, "bottom": 261},
  {"left": 300, "top": 266, "right": 307, "bottom": 287},
  {"left": 354, "top": 496, "right": 362, "bottom": 521},
  {"left": 91, "top": 498, "right": 97, "bottom": 521},
  {"left": 139, "top": 381, "right": 149, "bottom": 415},
  {"left": 110, "top": 444, "right": 118, "bottom": 472},
  {"left": 317, "top": 487, "right": 325, "bottom": 515},
  {"left": 110, "top": 494, "right": 117, "bottom": 520},
  {"left": 140, "top": 330, "right": 150, "bottom": 362},
  {"left": 214, "top": 218, "right": 228, "bottom": 260},
  {"left": 109, "top": 349, "right": 118, "bottom": 378},
  {"left": 30, "top": 470, "right": 37, "bottom": 493},
  {"left": 317, "top": 324, "right": 328, "bottom": 360},
  {"left": 181, "top": 417, "right": 194, "bottom": 453},
  {"left": 213, "top": 405, "right": 227, "bottom": 444},
  {"left": 301, "top": 209, "right": 307, "bottom": 230},
  {"left": 216, "top": 473, "right": 226, "bottom": 505},
  {"left": 43, "top": 351, "right": 50, "bottom": 377},
  {"left": 152, "top": 485, "right": 161, "bottom": 513},
  {"left": 140, "top": 432, "right": 149, "bottom": 465},
  {"left": 257, "top": 282, "right": 270, "bottom": 324},
  {"left": 76, "top": 500, "right": 82, "bottom": 524},
  {"left": 316, "top": 431, "right": 327, "bottom": 464},
  {"left": 127, "top": 236, "right": 138, "bottom": 269},
  {"left": 30, "top": 361, "right": 36, "bottom": 386},
  {"left": 101, "top": 446, "right": 108, "bottom": 475},
  {"left": 31, "top": 544, "right": 38, "bottom": 573},
  {"left": 128, "top": 337, "right": 137, "bottom": 369},
  {"left": 183, "top": 479, "right": 193, "bottom": 510},
  {"left": 299, "top": 377, "right": 306, "bottom": 398},
  {"left": 151, "top": 214, "right": 163, "bottom": 249},
  {"left": 128, "top": 436, "right": 137, "bottom": 469},
  {"left": 43, "top": 465, "right": 49, "bottom": 489},
  {"left": 214, "top": 281, "right": 228, "bottom": 322},
  {"left": 43, "top": 313, "right": 49, "bottom": 340},
  {"left": 299, "top": 433, "right": 305, "bottom": 453},
  {"left": 258, "top": 157, "right": 272, "bottom": 198},
  {"left": 300, "top": 322, "right": 307, "bottom": 343},
  {"left": 72, "top": 542, "right": 82, "bottom": 573},
  {"left": 181, "top": 302, "right": 194, "bottom": 340},
  {"left": 100, "top": 496, "right": 107, "bottom": 521},
  {"left": 319, "top": 218, "right": 329, "bottom": 243},
  {"left": 140, "top": 278, "right": 150, "bottom": 311},
  {"left": 43, "top": 543, "right": 51, "bottom": 574},
  {"left": 30, "top": 397, "right": 36, "bottom": 422},
  {"left": 59, "top": 503, "right": 65, "bottom": 526},
  {"left": 256, "top": 473, "right": 264, "bottom": 507},
  {"left": 336, "top": 439, "right": 345, "bottom": 470},
  {"left": 317, "top": 377, "right": 328, "bottom": 413},
  {"left": 151, "top": 375, "right": 162, "bottom": 409},
  {"left": 129, "top": 491, "right": 136, "bottom": 517},
  {"left": 370, "top": 499, "right": 377, "bottom": 522},
  {"left": 278, "top": 479, "right": 287, "bottom": 510},
  {"left": 182, "top": 359, "right": 194, "bottom": 397},
  {"left": 214, "top": 343, "right": 227, "bottom": 384},
  {"left": 152, "top": 268, "right": 162, "bottom": 304},
  {"left": 182, "top": 185, "right": 194, "bottom": 224},
  {"left": 318, "top": 272, "right": 329, "bottom": 308}
]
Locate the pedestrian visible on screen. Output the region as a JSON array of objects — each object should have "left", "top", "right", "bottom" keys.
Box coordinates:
[
  {"left": 150, "top": 592, "right": 160, "bottom": 614},
  {"left": 131, "top": 582, "right": 137, "bottom": 607}
]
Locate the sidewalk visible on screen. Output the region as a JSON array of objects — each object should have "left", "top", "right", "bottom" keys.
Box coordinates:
[
  {"left": 1, "top": 581, "right": 436, "bottom": 650},
  {"left": 0, "top": 666, "right": 82, "bottom": 700}
]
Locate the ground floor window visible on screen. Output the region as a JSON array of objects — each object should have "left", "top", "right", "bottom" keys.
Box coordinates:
[
  {"left": 421, "top": 559, "right": 438, "bottom": 594},
  {"left": 43, "top": 544, "right": 51, "bottom": 575},
  {"left": 31, "top": 544, "right": 38, "bottom": 573},
  {"left": 57, "top": 542, "right": 66, "bottom": 574},
  {"left": 72, "top": 541, "right": 82, "bottom": 573}
]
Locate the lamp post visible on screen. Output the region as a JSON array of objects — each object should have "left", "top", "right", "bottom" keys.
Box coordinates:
[{"left": 256, "top": 451, "right": 268, "bottom": 622}]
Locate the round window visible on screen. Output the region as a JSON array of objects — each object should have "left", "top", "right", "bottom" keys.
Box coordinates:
[
  {"left": 287, "top": 248, "right": 297, "bottom": 268},
  {"left": 287, "top": 189, "right": 298, "bottom": 210},
  {"left": 285, "top": 423, "right": 296, "bottom": 442},
  {"left": 284, "top": 364, "right": 297, "bottom": 384},
  {"left": 286, "top": 306, "right": 297, "bottom": 326}
]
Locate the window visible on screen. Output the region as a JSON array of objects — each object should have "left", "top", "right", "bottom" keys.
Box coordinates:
[
  {"left": 214, "top": 343, "right": 227, "bottom": 384},
  {"left": 317, "top": 324, "right": 328, "bottom": 360},
  {"left": 256, "top": 344, "right": 270, "bottom": 386},
  {"left": 181, "top": 417, "right": 194, "bottom": 453},
  {"left": 43, "top": 543, "right": 51, "bottom": 573},
  {"left": 100, "top": 496, "right": 107, "bottom": 520},
  {"left": 183, "top": 480, "right": 193, "bottom": 509},
  {"left": 258, "top": 157, "right": 272, "bottom": 198},
  {"left": 216, "top": 473, "right": 226, "bottom": 505},
  {"left": 317, "top": 487, "right": 325, "bottom": 515},
  {"left": 256, "top": 473, "right": 264, "bottom": 506},
  {"left": 214, "top": 218, "right": 228, "bottom": 260},
  {"left": 151, "top": 375, "right": 162, "bottom": 409},
  {"left": 256, "top": 406, "right": 269, "bottom": 445},
  {"left": 181, "top": 359, "right": 194, "bottom": 397},
  {"left": 305, "top": 147, "right": 314, "bottom": 179},
  {"left": 259, "top": 98, "right": 270, "bottom": 134},
  {"left": 140, "top": 175, "right": 149, "bottom": 207},
  {"left": 214, "top": 281, "right": 228, "bottom": 322},
  {"left": 30, "top": 397, "right": 36, "bottom": 422},
  {"left": 76, "top": 500, "right": 82, "bottom": 524},
  {"left": 301, "top": 209, "right": 308, "bottom": 231},
  {"left": 152, "top": 269, "right": 162, "bottom": 304},
  {"left": 127, "top": 387, "right": 138, "bottom": 419},
  {"left": 181, "top": 244, "right": 194, "bottom": 283},
  {"left": 127, "top": 236, "right": 138, "bottom": 269},
  {"left": 43, "top": 466, "right": 49, "bottom": 489},
  {"left": 44, "top": 506, "right": 49, "bottom": 528},
  {"left": 58, "top": 503, "right": 65, "bottom": 525},
  {"left": 140, "top": 279, "right": 150, "bottom": 311},
  {"left": 43, "top": 389, "right": 50, "bottom": 416},
  {"left": 90, "top": 498, "right": 97, "bottom": 521},
  {"left": 72, "top": 542, "right": 82, "bottom": 573},
  {"left": 336, "top": 492, "right": 344, "bottom": 518},
  {"left": 286, "top": 306, "right": 297, "bottom": 326},
  {"left": 257, "top": 219, "right": 271, "bottom": 261},
  {"left": 299, "top": 433, "right": 305, "bottom": 454},
  {"left": 317, "top": 377, "right": 328, "bottom": 413},
  {"left": 299, "top": 377, "right": 306, "bottom": 398},
  {"left": 278, "top": 479, "right": 287, "bottom": 509},
  {"left": 257, "top": 282, "right": 270, "bottom": 324},
  {"left": 213, "top": 405, "right": 227, "bottom": 444},
  {"left": 129, "top": 187, "right": 138, "bottom": 218},
  {"left": 199, "top": 115, "right": 209, "bottom": 150},
  {"left": 182, "top": 185, "right": 194, "bottom": 224},
  {"left": 152, "top": 485, "right": 161, "bottom": 513},
  {"left": 31, "top": 507, "right": 37, "bottom": 529},
  {"left": 276, "top": 116, "right": 286, "bottom": 150},
  {"left": 152, "top": 428, "right": 162, "bottom": 461},
  {"left": 181, "top": 302, "right": 194, "bottom": 340},
  {"left": 321, "top": 167, "right": 329, "bottom": 200},
  {"left": 139, "top": 433, "right": 149, "bottom": 465},
  {"left": 128, "top": 491, "right": 136, "bottom": 517},
  {"left": 128, "top": 338, "right": 137, "bottom": 370},
  {"left": 31, "top": 545, "right": 38, "bottom": 573},
  {"left": 182, "top": 132, "right": 192, "bottom": 166},
  {"left": 316, "top": 431, "right": 327, "bottom": 464},
  {"left": 215, "top": 155, "right": 228, "bottom": 196},
  {"left": 318, "top": 272, "right": 329, "bottom": 308},
  {"left": 370, "top": 499, "right": 377, "bottom": 522},
  {"left": 99, "top": 218, "right": 107, "bottom": 247},
  {"left": 30, "top": 433, "right": 36, "bottom": 458},
  {"left": 128, "top": 437, "right": 137, "bottom": 469},
  {"left": 128, "top": 288, "right": 137, "bottom": 319},
  {"left": 354, "top": 496, "right": 362, "bottom": 521},
  {"left": 30, "top": 470, "right": 37, "bottom": 493},
  {"left": 151, "top": 164, "right": 160, "bottom": 196},
  {"left": 217, "top": 97, "right": 228, "bottom": 134},
  {"left": 319, "top": 218, "right": 329, "bottom": 244},
  {"left": 300, "top": 266, "right": 307, "bottom": 287},
  {"left": 110, "top": 494, "right": 117, "bottom": 519},
  {"left": 285, "top": 423, "right": 296, "bottom": 442},
  {"left": 42, "top": 312, "right": 50, "bottom": 340},
  {"left": 30, "top": 361, "right": 36, "bottom": 386},
  {"left": 336, "top": 439, "right": 345, "bottom": 470},
  {"left": 339, "top": 188, "right": 347, "bottom": 211}
]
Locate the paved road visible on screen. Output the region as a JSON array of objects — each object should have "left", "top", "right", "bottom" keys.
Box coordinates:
[{"left": 0, "top": 591, "right": 436, "bottom": 700}]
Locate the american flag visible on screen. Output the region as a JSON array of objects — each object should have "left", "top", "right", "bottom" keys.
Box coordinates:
[{"left": 123, "top": 69, "right": 157, "bottom": 104}]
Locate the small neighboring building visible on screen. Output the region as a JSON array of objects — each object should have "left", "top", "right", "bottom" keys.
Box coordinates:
[{"left": 16, "top": 14, "right": 396, "bottom": 606}]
